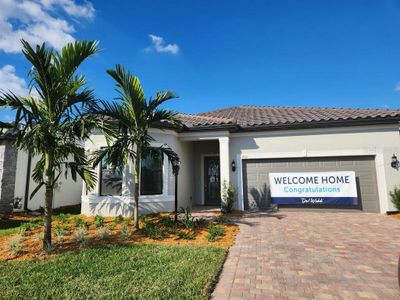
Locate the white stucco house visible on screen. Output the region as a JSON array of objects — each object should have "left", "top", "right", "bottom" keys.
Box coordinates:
[{"left": 79, "top": 105, "right": 400, "bottom": 216}]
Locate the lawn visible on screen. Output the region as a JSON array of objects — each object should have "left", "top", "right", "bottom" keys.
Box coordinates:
[{"left": 0, "top": 243, "right": 226, "bottom": 300}]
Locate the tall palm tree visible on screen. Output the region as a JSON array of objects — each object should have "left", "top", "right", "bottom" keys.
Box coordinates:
[
  {"left": 0, "top": 40, "right": 100, "bottom": 249},
  {"left": 93, "top": 64, "right": 182, "bottom": 229}
]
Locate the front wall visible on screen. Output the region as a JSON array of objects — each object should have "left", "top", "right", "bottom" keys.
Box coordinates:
[
  {"left": 230, "top": 125, "right": 400, "bottom": 213},
  {"left": 243, "top": 156, "right": 379, "bottom": 212}
]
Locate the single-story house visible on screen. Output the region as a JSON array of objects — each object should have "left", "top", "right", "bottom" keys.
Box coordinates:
[{"left": 81, "top": 105, "right": 400, "bottom": 216}]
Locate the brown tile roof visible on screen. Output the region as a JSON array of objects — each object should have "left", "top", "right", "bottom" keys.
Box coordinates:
[{"left": 179, "top": 105, "right": 400, "bottom": 130}]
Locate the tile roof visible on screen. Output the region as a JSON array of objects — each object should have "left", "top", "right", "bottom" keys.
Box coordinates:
[{"left": 178, "top": 105, "right": 400, "bottom": 130}]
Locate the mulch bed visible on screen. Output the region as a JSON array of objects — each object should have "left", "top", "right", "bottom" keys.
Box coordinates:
[{"left": 0, "top": 213, "right": 239, "bottom": 261}]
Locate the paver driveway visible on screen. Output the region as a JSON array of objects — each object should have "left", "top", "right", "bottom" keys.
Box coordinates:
[{"left": 212, "top": 211, "right": 400, "bottom": 300}]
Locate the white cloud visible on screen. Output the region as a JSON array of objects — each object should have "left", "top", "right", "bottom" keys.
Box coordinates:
[
  {"left": 0, "top": 65, "right": 29, "bottom": 96},
  {"left": 0, "top": 0, "right": 95, "bottom": 53},
  {"left": 395, "top": 82, "right": 400, "bottom": 92},
  {"left": 146, "top": 34, "right": 179, "bottom": 55}
]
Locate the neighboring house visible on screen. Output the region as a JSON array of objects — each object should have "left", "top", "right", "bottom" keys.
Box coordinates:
[
  {"left": 82, "top": 105, "right": 400, "bottom": 216},
  {"left": 0, "top": 137, "right": 82, "bottom": 214}
]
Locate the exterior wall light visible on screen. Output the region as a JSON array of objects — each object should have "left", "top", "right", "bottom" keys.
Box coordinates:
[
  {"left": 391, "top": 154, "right": 399, "bottom": 169},
  {"left": 231, "top": 160, "right": 236, "bottom": 172}
]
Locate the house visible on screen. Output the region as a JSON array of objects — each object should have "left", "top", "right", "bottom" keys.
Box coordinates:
[{"left": 81, "top": 105, "right": 400, "bottom": 216}]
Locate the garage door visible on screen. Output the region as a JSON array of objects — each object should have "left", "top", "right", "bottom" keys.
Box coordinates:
[{"left": 242, "top": 156, "right": 380, "bottom": 212}]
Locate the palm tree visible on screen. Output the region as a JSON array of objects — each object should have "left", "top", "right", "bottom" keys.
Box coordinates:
[
  {"left": 92, "top": 64, "right": 181, "bottom": 229},
  {"left": 0, "top": 40, "right": 100, "bottom": 249}
]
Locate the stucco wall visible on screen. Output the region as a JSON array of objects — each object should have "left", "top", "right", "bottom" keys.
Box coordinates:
[
  {"left": 0, "top": 140, "right": 17, "bottom": 213},
  {"left": 82, "top": 129, "right": 194, "bottom": 216},
  {"left": 228, "top": 124, "right": 400, "bottom": 212},
  {"left": 14, "top": 151, "right": 83, "bottom": 211}
]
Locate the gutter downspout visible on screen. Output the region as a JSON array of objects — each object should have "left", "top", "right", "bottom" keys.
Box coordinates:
[{"left": 23, "top": 152, "right": 32, "bottom": 211}]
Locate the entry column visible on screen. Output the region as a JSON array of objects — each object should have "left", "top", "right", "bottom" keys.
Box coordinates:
[{"left": 218, "top": 137, "right": 230, "bottom": 201}]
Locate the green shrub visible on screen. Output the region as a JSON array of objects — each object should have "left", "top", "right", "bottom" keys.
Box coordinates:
[
  {"left": 72, "top": 216, "right": 86, "bottom": 228},
  {"left": 94, "top": 214, "right": 105, "bottom": 228},
  {"left": 221, "top": 180, "right": 236, "bottom": 213},
  {"left": 206, "top": 224, "right": 224, "bottom": 242},
  {"left": 54, "top": 213, "right": 69, "bottom": 224},
  {"left": 160, "top": 215, "right": 174, "bottom": 228},
  {"left": 180, "top": 207, "right": 196, "bottom": 229},
  {"left": 74, "top": 227, "right": 88, "bottom": 246},
  {"left": 177, "top": 232, "right": 194, "bottom": 240},
  {"left": 389, "top": 186, "right": 400, "bottom": 211},
  {"left": 54, "top": 224, "right": 68, "bottom": 242},
  {"left": 97, "top": 227, "right": 109, "bottom": 240},
  {"left": 142, "top": 222, "right": 166, "bottom": 240},
  {"left": 7, "top": 236, "right": 23, "bottom": 255},
  {"left": 214, "top": 215, "right": 229, "bottom": 224},
  {"left": 114, "top": 215, "right": 124, "bottom": 224},
  {"left": 120, "top": 224, "right": 132, "bottom": 240}
]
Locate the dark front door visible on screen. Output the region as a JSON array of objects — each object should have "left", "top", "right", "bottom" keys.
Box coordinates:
[{"left": 204, "top": 156, "right": 221, "bottom": 205}]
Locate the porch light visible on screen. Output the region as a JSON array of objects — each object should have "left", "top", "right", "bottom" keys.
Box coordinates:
[
  {"left": 391, "top": 154, "right": 399, "bottom": 169},
  {"left": 231, "top": 160, "right": 236, "bottom": 172}
]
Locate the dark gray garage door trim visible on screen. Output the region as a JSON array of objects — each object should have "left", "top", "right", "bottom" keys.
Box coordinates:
[{"left": 242, "top": 156, "right": 380, "bottom": 212}]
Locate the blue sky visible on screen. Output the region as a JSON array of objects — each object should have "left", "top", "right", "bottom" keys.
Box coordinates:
[{"left": 1, "top": 0, "right": 400, "bottom": 120}]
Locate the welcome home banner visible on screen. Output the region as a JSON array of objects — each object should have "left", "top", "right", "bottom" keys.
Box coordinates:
[{"left": 268, "top": 171, "right": 358, "bottom": 205}]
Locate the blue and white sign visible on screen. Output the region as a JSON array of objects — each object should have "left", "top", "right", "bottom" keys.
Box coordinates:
[{"left": 269, "top": 171, "right": 358, "bottom": 205}]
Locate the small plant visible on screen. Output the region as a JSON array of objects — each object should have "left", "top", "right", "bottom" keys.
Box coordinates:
[
  {"left": 206, "top": 224, "right": 225, "bottom": 242},
  {"left": 177, "top": 232, "right": 194, "bottom": 240},
  {"left": 214, "top": 215, "right": 229, "bottom": 224},
  {"left": 107, "top": 223, "right": 116, "bottom": 230},
  {"left": 19, "top": 224, "right": 28, "bottom": 236},
  {"left": 141, "top": 222, "right": 165, "bottom": 240},
  {"left": 72, "top": 216, "right": 86, "bottom": 228},
  {"left": 97, "top": 227, "right": 109, "bottom": 240},
  {"left": 7, "top": 236, "right": 23, "bottom": 255},
  {"left": 54, "top": 224, "right": 68, "bottom": 242},
  {"left": 221, "top": 180, "right": 236, "bottom": 213},
  {"left": 55, "top": 213, "right": 69, "bottom": 224},
  {"left": 94, "top": 214, "right": 105, "bottom": 228},
  {"left": 74, "top": 227, "right": 88, "bottom": 246},
  {"left": 180, "top": 207, "right": 196, "bottom": 229},
  {"left": 114, "top": 215, "right": 124, "bottom": 224},
  {"left": 389, "top": 186, "right": 400, "bottom": 211},
  {"left": 160, "top": 215, "right": 174, "bottom": 228},
  {"left": 120, "top": 224, "right": 132, "bottom": 240}
]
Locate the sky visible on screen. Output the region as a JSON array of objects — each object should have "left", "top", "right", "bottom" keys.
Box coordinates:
[{"left": 1, "top": 0, "right": 400, "bottom": 121}]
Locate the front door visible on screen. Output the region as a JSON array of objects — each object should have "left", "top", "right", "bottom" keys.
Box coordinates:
[{"left": 204, "top": 156, "right": 221, "bottom": 205}]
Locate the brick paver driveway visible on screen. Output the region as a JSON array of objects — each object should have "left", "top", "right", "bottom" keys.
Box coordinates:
[{"left": 212, "top": 211, "right": 400, "bottom": 300}]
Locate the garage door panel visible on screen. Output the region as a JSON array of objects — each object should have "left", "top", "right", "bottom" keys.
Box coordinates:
[{"left": 243, "top": 156, "right": 379, "bottom": 212}]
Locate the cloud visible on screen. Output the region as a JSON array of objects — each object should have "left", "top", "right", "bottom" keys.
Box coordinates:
[
  {"left": 0, "top": 0, "right": 95, "bottom": 53},
  {"left": 0, "top": 65, "right": 29, "bottom": 96},
  {"left": 395, "top": 82, "right": 400, "bottom": 92},
  {"left": 146, "top": 34, "right": 179, "bottom": 55}
]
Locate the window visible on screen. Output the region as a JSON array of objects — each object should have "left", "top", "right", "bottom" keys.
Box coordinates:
[
  {"left": 140, "top": 151, "right": 163, "bottom": 195},
  {"left": 100, "top": 155, "right": 122, "bottom": 196}
]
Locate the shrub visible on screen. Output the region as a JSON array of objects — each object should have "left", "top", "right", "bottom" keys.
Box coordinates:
[
  {"left": 214, "top": 215, "right": 229, "bottom": 224},
  {"left": 97, "top": 227, "right": 109, "bottom": 240},
  {"left": 206, "top": 224, "right": 225, "bottom": 242},
  {"left": 177, "top": 232, "right": 194, "bottom": 240},
  {"left": 389, "top": 186, "right": 400, "bottom": 211},
  {"left": 74, "top": 227, "right": 88, "bottom": 246},
  {"left": 221, "top": 181, "right": 236, "bottom": 213},
  {"left": 94, "top": 214, "right": 105, "bottom": 228},
  {"left": 180, "top": 207, "right": 196, "bottom": 229},
  {"left": 72, "top": 216, "right": 86, "bottom": 228},
  {"left": 8, "top": 236, "right": 23, "bottom": 255},
  {"left": 114, "top": 215, "right": 124, "bottom": 224},
  {"left": 159, "top": 215, "right": 174, "bottom": 228},
  {"left": 54, "top": 224, "right": 68, "bottom": 242},
  {"left": 141, "top": 222, "right": 165, "bottom": 240},
  {"left": 120, "top": 224, "right": 132, "bottom": 240},
  {"left": 54, "top": 213, "right": 69, "bottom": 224}
]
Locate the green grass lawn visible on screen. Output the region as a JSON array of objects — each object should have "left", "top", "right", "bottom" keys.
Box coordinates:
[{"left": 0, "top": 244, "right": 226, "bottom": 300}]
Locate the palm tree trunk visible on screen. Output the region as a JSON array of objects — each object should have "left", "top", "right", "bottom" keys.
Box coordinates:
[
  {"left": 133, "top": 150, "right": 141, "bottom": 230},
  {"left": 43, "top": 185, "right": 53, "bottom": 248},
  {"left": 43, "top": 153, "right": 54, "bottom": 250}
]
